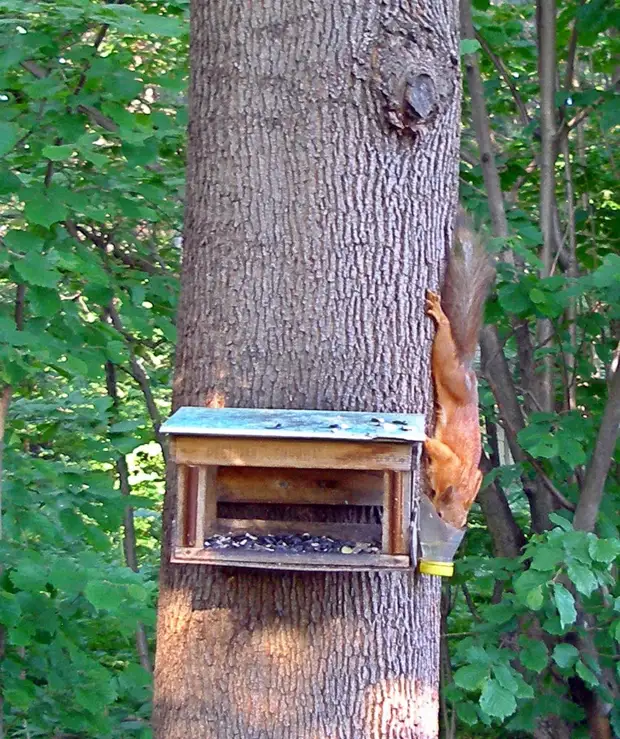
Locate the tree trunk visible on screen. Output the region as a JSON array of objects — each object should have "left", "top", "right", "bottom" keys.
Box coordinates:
[{"left": 153, "top": 1, "right": 461, "bottom": 737}]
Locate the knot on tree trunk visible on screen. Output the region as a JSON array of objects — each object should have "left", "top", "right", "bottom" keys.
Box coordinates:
[{"left": 371, "top": 20, "right": 459, "bottom": 137}]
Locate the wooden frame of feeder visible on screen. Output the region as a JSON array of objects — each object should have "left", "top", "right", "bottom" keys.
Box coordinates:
[{"left": 161, "top": 408, "right": 425, "bottom": 571}]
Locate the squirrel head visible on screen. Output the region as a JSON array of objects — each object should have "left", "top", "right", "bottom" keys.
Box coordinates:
[{"left": 434, "top": 486, "right": 469, "bottom": 530}]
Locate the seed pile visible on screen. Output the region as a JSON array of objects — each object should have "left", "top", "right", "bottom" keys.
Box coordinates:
[{"left": 204, "top": 532, "right": 381, "bottom": 555}]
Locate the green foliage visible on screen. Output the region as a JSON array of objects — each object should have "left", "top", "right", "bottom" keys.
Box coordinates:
[
  {"left": 447, "top": 525, "right": 620, "bottom": 731},
  {"left": 0, "top": 0, "right": 186, "bottom": 734},
  {"left": 447, "top": 0, "right": 619, "bottom": 735}
]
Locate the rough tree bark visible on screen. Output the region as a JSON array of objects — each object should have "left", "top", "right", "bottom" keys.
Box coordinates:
[{"left": 153, "top": 1, "right": 461, "bottom": 737}]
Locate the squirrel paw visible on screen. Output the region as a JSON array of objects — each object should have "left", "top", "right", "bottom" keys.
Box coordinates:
[{"left": 425, "top": 290, "right": 445, "bottom": 324}]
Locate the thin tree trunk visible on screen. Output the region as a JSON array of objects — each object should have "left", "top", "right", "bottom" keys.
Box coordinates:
[
  {"left": 0, "top": 386, "right": 10, "bottom": 739},
  {"left": 104, "top": 360, "right": 152, "bottom": 673},
  {"left": 0, "top": 284, "right": 24, "bottom": 739},
  {"left": 153, "top": 1, "right": 462, "bottom": 737},
  {"left": 560, "top": 133, "right": 578, "bottom": 413},
  {"left": 460, "top": 0, "right": 554, "bottom": 532},
  {"left": 536, "top": 0, "right": 557, "bottom": 423},
  {"left": 574, "top": 366, "right": 620, "bottom": 533}
]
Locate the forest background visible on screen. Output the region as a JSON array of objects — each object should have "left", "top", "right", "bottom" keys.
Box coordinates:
[{"left": 0, "top": 0, "right": 618, "bottom": 737}]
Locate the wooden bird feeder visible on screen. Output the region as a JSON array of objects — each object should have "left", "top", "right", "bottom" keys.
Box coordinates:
[{"left": 161, "top": 407, "right": 425, "bottom": 571}]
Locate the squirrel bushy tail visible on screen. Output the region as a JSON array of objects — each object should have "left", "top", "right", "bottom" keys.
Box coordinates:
[{"left": 441, "top": 210, "right": 495, "bottom": 364}]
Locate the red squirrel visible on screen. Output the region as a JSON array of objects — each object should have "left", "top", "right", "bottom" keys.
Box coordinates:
[{"left": 424, "top": 213, "right": 495, "bottom": 529}]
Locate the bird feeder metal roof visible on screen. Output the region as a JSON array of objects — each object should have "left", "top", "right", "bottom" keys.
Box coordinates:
[{"left": 160, "top": 407, "right": 425, "bottom": 443}]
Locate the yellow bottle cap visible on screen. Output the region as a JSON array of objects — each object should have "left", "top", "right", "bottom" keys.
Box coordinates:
[{"left": 419, "top": 560, "right": 454, "bottom": 577}]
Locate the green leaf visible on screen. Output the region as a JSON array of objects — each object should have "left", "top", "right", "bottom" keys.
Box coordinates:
[
  {"left": 553, "top": 583, "right": 577, "bottom": 629},
  {"left": 515, "top": 223, "right": 543, "bottom": 245},
  {"left": 498, "top": 282, "right": 531, "bottom": 315},
  {"left": 121, "top": 662, "right": 152, "bottom": 690},
  {"left": 460, "top": 39, "right": 481, "bottom": 55},
  {"left": 558, "top": 438, "right": 586, "bottom": 467},
  {"left": 0, "top": 591, "right": 21, "bottom": 628},
  {"left": 455, "top": 701, "right": 479, "bottom": 726},
  {"left": 506, "top": 699, "right": 537, "bottom": 732},
  {"left": 562, "top": 530, "right": 591, "bottom": 564},
  {"left": 485, "top": 601, "right": 517, "bottom": 625},
  {"left": 549, "top": 513, "right": 573, "bottom": 531},
  {"left": 589, "top": 537, "right": 620, "bottom": 563},
  {"left": 0, "top": 166, "right": 21, "bottom": 193},
  {"left": 513, "top": 675, "right": 535, "bottom": 700},
  {"left": 479, "top": 678, "right": 517, "bottom": 720},
  {"left": 42, "top": 143, "right": 75, "bottom": 161},
  {"left": 519, "top": 638, "right": 549, "bottom": 672},
  {"left": 525, "top": 584, "right": 544, "bottom": 610},
  {"left": 0, "top": 120, "right": 19, "bottom": 157},
  {"left": 127, "top": 582, "right": 149, "bottom": 603},
  {"left": 591, "top": 255, "right": 620, "bottom": 289},
  {"left": 13, "top": 252, "right": 61, "bottom": 288},
  {"left": 453, "top": 663, "right": 490, "bottom": 691},
  {"left": 566, "top": 562, "right": 598, "bottom": 598},
  {"left": 138, "top": 13, "right": 185, "bottom": 37},
  {"left": 28, "top": 286, "right": 63, "bottom": 316},
  {"left": 514, "top": 569, "right": 547, "bottom": 609},
  {"left": 76, "top": 686, "right": 111, "bottom": 713},
  {"left": 575, "top": 660, "right": 599, "bottom": 687},
  {"left": 492, "top": 663, "right": 519, "bottom": 692},
  {"left": 4, "top": 682, "right": 36, "bottom": 710},
  {"left": 24, "top": 195, "right": 68, "bottom": 228},
  {"left": 599, "top": 97, "right": 620, "bottom": 132},
  {"left": 530, "top": 545, "right": 563, "bottom": 571},
  {"left": 518, "top": 423, "right": 561, "bottom": 459},
  {"left": 109, "top": 419, "right": 142, "bottom": 433},
  {"left": 528, "top": 434, "right": 558, "bottom": 459},
  {"left": 111, "top": 435, "right": 143, "bottom": 454},
  {"left": 10, "top": 559, "right": 48, "bottom": 592},
  {"left": 85, "top": 580, "right": 125, "bottom": 612},
  {"left": 83, "top": 149, "right": 109, "bottom": 167},
  {"left": 8, "top": 622, "right": 34, "bottom": 647},
  {"left": 465, "top": 645, "right": 491, "bottom": 665},
  {"left": 49, "top": 560, "right": 87, "bottom": 596},
  {"left": 3, "top": 230, "right": 44, "bottom": 253},
  {"left": 552, "top": 643, "right": 579, "bottom": 669}
]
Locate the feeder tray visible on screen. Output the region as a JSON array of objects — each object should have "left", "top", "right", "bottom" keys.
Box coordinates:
[{"left": 161, "top": 407, "right": 425, "bottom": 571}]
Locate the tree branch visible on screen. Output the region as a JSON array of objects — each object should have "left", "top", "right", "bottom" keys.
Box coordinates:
[
  {"left": 0, "top": 282, "right": 26, "bottom": 739},
  {"left": 20, "top": 60, "right": 119, "bottom": 133},
  {"left": 104, "top": 360, "right": 152, "bottom": 673},
  {"left": 536, "top": 0, "right": 557, "bottom": 418},
  {"left": 69, "top": 221, "right": 170, "bottom": 463},
  {"left": 72, "top": 223, "right": 164, "bottom": 275},
  {"left": 460, "top": 0, "right": 509, "bottom": 239},
  {"left": 475, "top": 31, "right": 530, "bottom": 126},
  {"left": 563, "top": 0, "right": 585, "bottom": 92},
  {"left": 105, "top": 304, "right": 169, "bottom": 466},
  {"left": 556, "top": 69, "right": 620, "bottom": 143},
  {"left": 526, "top": 456, "right": 576, "bottom": 512},
  {"left": 560, "top": 134, "right": 578, "bottom": 413},
  {"left": 573, "top": 366, "right": 620, "bottom": 532},
  {"left": 461, "top": 582, "right": 482, "bottom": 623},
  {"left": 478, "top": 451, "right": 526, "bottom": 557}
]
